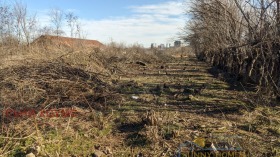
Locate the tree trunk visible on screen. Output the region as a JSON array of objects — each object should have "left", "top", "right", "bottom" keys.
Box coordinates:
[{"left": 277, "top": 0, "right": 280, "bottom": 36}]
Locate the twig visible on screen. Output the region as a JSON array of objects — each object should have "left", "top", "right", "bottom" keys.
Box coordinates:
[{"left": 0, "top": 131, "right": 36, "bottom": 140}]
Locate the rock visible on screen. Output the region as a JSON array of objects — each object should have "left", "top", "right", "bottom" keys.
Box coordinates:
[
  {"left": 26, "top": 153, "right": 36, "bottom": 157},
  {"left": 132, "top": 96, "right": 139, "bottom": 100},
  {"left": 92, "top": 150, "right": 104, "bottom": 157}
]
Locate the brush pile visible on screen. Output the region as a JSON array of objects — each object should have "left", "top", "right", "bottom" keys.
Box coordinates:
[{"left": 0, "top": 61, "right": 113, "bottom": 110}]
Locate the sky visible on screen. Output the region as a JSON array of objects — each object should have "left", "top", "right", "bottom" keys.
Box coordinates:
[{"left": 5, "top": 0, "right": 188, "bottom": 47}]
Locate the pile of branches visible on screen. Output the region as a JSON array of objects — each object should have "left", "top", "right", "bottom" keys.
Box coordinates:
[
  {"left": 185, "top": 0, "right": 280, "bottom": 99},
  {"left": 0, "top": 61, "right": 113, "bottom": 110}
]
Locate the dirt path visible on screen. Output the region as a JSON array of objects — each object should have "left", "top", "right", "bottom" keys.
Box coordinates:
[
  {"left": 116, "top": 56, "right": 249, "bottom": 117},
  {"left": 112, "top": 56, "right": 279, "bottom": 156}
]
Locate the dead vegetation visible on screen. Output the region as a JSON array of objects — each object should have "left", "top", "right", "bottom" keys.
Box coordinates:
[
  {"left": 185, "top": 0, "right": 280, "bottom": 100},
  {"left": 0, "top": 61, "right": 110, "bottom": 108},
  {"left": 0, "top": 38, "right": 279, "bottom": 156},
  {"left": 0, "top": 1, "right": 278, "bottom": 156}
]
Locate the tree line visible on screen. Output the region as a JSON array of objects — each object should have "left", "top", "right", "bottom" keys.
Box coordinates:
[
  {"left": 184, "top": 0, "right": 280, "bottom": 98},
  {"left": 0, "top": 1, "right": 82, "bottom": 45}
]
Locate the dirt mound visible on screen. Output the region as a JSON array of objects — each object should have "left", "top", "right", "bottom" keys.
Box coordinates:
[
  {"left": 0, "top": 61, "right": 112, "bottom": 109},
  {"left": 32, "top": 35, "right": 104, "bottom": 48}
]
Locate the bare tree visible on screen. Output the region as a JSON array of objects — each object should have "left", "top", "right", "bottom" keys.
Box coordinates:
[
  {"left": 39, "top": 26, "right": 53, "bottom": 36},
  {"left": 277, "top": 0, "right": 280, "bottom": 35},
  {"left": 49, "top": 8, "right": 64, "bottom": 36},
  {"left": 0, "top": 3, "right": 14, "bottom": 45},
  {"left": 75, "top": 22, "right": 81, "bottom": 38},
  {"left": 65, "top": 12, "right": 78, "bottom": 38},
  {"left": 13, "top": 1, "right": 37, "bottom": 45}
]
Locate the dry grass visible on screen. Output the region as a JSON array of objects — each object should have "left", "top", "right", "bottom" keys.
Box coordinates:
[{"left": 0, "top": 41, "right": 279, "bottom": 156}]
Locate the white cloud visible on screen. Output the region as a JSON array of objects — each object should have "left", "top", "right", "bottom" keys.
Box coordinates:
[
  {"left": 129, "top": 1, "right": 184, "bottom": 16},
  {"left": 82, "top": 1, "right": 186, "bottom": 47},
  {"left": 37, "top": 1, "right": 186, "bottom": 47}
]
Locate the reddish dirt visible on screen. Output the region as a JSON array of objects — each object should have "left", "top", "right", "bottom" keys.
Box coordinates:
[{"left": 32, "top": 35, "right": 104, "bottom": 48}]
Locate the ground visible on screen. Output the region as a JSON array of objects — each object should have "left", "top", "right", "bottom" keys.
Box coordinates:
[{"left": 0, "top": 50, "right": 279, "bottom": 157}]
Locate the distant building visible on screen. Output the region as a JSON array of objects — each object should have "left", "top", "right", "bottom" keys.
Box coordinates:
[
  {"left": 151, "top": 43, "right": 173, "bottom": 49},
  {"left": 174, "top": 40, "right": 181, "bottom": 47},
  {"left": 166, "top": 43, "right": 171, "bottom": 48},
  {"left": 158, "top": 44, "right": 165, "bottom": 50},
  {"left": 151, "top": 43, "right": 157, "bottom": 49}
]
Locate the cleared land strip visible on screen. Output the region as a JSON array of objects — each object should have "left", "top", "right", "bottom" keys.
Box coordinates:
[
  {"left": 0, "top": 56, "right": 279, "bottom": 156},
  {"left": 113, "top": 56, "right": 279, "bottom": 156}
]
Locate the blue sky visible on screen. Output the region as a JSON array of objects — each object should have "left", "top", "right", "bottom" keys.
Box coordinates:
[
  {"left": 5, "top": 0, "right": 188, "bottom": 47},
  {"left": 25, "top": 0, "right": 175, "bottom": 19}
]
